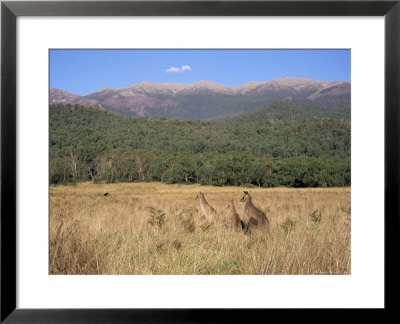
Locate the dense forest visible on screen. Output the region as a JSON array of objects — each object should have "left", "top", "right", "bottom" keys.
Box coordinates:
[
  {"left": 49, "top": 103, "right": 351, "bottom": 187},
  {"left": 228, "top": 101, "right": 350, "bottom": 122}
]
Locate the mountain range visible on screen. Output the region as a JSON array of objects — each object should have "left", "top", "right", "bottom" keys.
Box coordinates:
[{"left": 50, "top": 77, "right": 350, "bottom": 120}]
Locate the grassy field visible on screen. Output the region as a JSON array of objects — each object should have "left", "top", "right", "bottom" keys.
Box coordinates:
[{"left": 50, "top": 182, "right": 351, "bottom": 275}]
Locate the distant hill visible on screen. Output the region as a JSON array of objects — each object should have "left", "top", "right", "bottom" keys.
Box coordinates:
[
  {"left": 50, "top": 78, "right": 351, "bottom": 120},
  {"left": 228, "top": 101, "right": 350, "bottom": 122},
  {"left": 49, "top": 104, "right": 350, "bottom": 187}
]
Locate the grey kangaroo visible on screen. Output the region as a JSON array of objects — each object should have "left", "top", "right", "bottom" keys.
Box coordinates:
[{"left": 240, "top": 191, "right": 269, "bottom": 229}]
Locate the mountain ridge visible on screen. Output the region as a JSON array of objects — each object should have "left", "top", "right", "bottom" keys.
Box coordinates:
[{"left": 50, "top": 77, "right": 351, "bottom": 120}]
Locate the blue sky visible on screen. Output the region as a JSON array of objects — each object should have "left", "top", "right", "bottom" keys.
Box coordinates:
[{"left": 50, "top": 49, "right": 350, "bottom": 96}]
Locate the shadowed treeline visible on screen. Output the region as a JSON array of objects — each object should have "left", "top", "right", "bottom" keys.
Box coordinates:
[{"left": 49, "top": 104, "right": 350, "bottom": 187}]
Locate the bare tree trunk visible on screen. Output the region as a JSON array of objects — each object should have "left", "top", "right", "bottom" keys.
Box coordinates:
[{"left": 69, "top": 149, "right": 78, "bottom": 178}]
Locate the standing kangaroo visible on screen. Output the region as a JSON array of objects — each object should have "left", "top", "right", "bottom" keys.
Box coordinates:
[
  {"left": 240, "top": 191, "right": 269, "bottom": 229},
  {"left": 226, "top": 200, "right": 241, "bottom": 232},
  {"left": 195, "top": 192, "right": 217, "bottom": 222},
  {"left": 226, "top": 200, "right": 251, "bottom": 235}
]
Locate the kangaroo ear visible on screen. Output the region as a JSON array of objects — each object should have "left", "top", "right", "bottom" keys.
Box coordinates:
[{"left": 244, "top": 191, "right": 248, "bottom": 194}]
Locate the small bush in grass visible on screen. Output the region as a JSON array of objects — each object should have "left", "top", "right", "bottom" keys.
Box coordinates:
[
  {"left": 172, "top": 240, "right": 182, "bottom": 250},
  {"left": 147, "top": 207, "right": 166, "bottom": 229},
  {"left": 182, "top": 217, "right": 196, "bottom": 233},
  {"left": 280, "top": 217, "right": 296, "bottom": 234},
  {"left": 177, "top": 207, "right": 196, "bottom": 233},
  {"left": 310, "top": 209, "right": 322, "bottom": 225},
  {"left": 155, "top": 239, "right": 168, "bottom": 254}
]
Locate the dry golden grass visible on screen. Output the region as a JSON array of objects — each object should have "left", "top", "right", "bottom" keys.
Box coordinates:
[{"left": 50, "top": 182, "right": 351, "bottom": 275}]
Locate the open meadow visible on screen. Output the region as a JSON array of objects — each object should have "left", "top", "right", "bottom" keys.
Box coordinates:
[{"left": 50, "top": 182, "right": 351, "bottom": 275}]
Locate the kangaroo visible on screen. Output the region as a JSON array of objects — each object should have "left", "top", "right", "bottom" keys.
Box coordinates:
[
  {"left": 226, "top": 200, "right": 241, "bottom": 232},
  {"left": 226, "top": 200, "right": 251, "bottom": 235},
  {"left": 195, "top": 192, "right": 217, "bottom": 222},
  {"left": 240, "top": 191, "right": 269, "bottom": 229}
]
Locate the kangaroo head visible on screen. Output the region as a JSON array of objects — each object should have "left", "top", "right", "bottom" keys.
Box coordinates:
[
  {"left": 240, "top": 191, "right": 250, "bottom": 202},
  {"left": 226, "top": 200, "right": 234, "bottom": 209},
  {"left": 195, "top": 192, "right": 203, "bottom": 201}
]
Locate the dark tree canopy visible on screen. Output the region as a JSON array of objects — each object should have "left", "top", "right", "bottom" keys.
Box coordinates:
[{"left": 49, "top": 104, "right": 350, "bottom": 187}]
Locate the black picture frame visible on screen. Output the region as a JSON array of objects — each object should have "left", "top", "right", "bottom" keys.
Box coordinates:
[{"left": 1, "top": 0, "right": 399, "bottom": 322}]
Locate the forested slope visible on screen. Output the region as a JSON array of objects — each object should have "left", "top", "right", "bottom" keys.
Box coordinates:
[
  {"left": 50, "top": 104, "right": 351, "bottom": 187},
  {"left": 228, "top": 101, "right": 350, "bottom": 122}
]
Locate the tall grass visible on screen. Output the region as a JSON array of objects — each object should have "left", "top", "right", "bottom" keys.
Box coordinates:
[{"left": 50, "top": 182, "right": 351, "bottom": 275}]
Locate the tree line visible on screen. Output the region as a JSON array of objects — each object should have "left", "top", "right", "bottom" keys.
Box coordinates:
[{"left": 49, "top": 104, "right": 351, "bottom": 187}]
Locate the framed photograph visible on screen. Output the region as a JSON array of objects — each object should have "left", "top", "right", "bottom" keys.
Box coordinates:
[{"left": 1, "top": 0, "right": 399, "bottom": 322}]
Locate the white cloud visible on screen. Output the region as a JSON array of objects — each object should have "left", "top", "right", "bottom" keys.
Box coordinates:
[
  {"left": 166, "top": 66, "right": 180, "bottom": 73},
  {"left": 166, "top": 65, "right": 191, "bottom": 73},
  {"left": 181, "top": 65, "right": 191, "bottom": 72}
]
